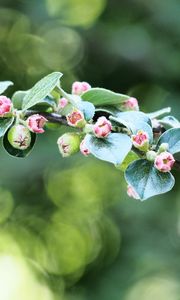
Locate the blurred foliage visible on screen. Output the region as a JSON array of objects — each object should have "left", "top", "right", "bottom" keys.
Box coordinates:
[{"left": 0, "top": 0, "right": 180, "bottom": 299}]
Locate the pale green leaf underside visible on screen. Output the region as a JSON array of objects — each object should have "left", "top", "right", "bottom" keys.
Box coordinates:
[
  {"left": 0, "top": 81, "right": 13, "bottom": 95},
  {"left": 0, "top": 118, "right": 14, "bottom": 138},
  {"left": 22, "top": 72, "right": 63, "bottom": 110},
  {"left": 125, "top": 159, "right": 175, "bottom": 200}
]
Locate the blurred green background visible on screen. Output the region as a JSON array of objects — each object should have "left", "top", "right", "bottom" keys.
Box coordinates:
[{"left": 0, "top": 0, "right": 180, "bottom": 299}]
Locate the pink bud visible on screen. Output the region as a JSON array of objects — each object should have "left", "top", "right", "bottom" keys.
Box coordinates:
[
  {"left": 80, "top": 139, "right": 90, "bottom": 156},
  {"left": 154, "top": 151, "right": 175, "bottom": 173},
  {"left": 67, "top": 109, "right": 86, "bottom": 128},
  {"left": 93, "top": 116, "right": 112, "bottom": 138},
  {"left": 27, "top": 114, "right": 48, "bottom": 133},
  {"left": 123, "top": 97, "right": 139, "bottom": 111},
  {"left": 72, "top": 81, "right": 91, "bottom": 95},
  {"left": 127, "top": 185, "right": 140, "bottom": 199},
  {"left": 0, "top": 96, "right": 12, "bottom": 116},
  {"left": 59, "top": 97, "right": 68, "bottom": 109},
  {"left": 132, "top": 130, "right": 149, "bottom": 151}
]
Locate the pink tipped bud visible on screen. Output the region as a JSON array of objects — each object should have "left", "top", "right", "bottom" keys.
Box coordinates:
[
  {"left": 154, "top": 151, "right": 175, "bottom": 173},
  {"left": 72, "top": 81, "right": 91, "bottom": 95},
  {"left": 93, "top": 116, "right": 112, "bottom": 138},
  {"left": 127, "top": 185, "right": 140, "bottom": 199},
  {"left": 59, "top": 97, "right": 68, "bottom": 109},
  {"left": 57, "top": 133, "right": 80, "bottom": 157},
  {"left": 0, "top": 96, "right": 12, "bottom": 116},
  {"left": 80, "top": 139, "right": 90, "bottom": 156},
  {"left": 27, "top": 114, "right": 48, "bottom": 133},
  {"left": 7, "top": 125, "right": 31, "bottom": 150},
  {"left": 132, "top": 130, "right": 149, "bottom": 151},
  {"left": 122, "top": 97, "right": 139, "bottom": 111},
  {"left": 66, "top": 109, "right": 86, "bottom": 128}
]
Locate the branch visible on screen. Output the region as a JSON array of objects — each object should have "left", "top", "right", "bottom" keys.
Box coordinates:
[{"left": 25, "top": 110, "right": 68, "bottom": 126}]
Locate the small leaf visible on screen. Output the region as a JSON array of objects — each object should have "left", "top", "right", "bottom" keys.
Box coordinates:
[
  {"left": 22, "top": 72, "right": 63, "bottom": 110},
  {"left": 3, "top": 131, "right": 36, "bottom": 158},
  {"left": 147, "top": 107, "right": 171, "bottom": 119},
  {"left": 156, "top": 128, "right": 180, "bottom": 155},
  {"left": 0, "top": 81, "right": 13, "bottom": 95},
  {"left": 116, "top": 151, "right": 139, "bottom": 171},
  {"left": 84, "top": 133, "right": 132, "bottom": 165},
  {"left": 12, "top": 90, "right": 29, "bottom": 109},
  {"left": 77, "top": 101, "right": 95, "bottom": 121},
  {"left": 0, "top": 118, "right": 14, "bottom": 138},
  {"left": 81, "top": 88, "right": 129, "bottom": 106},
  {"left": 159, "top": 116, "right": 180, "bottom": 129},
  {"left": 125, "top": 159, "right": 175, "bottom": 200}
]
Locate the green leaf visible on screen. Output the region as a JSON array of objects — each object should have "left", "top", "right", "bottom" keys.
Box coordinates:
[
  {"left": 159, "top": 116, "right": 180, "bottom": 129},
  {"left": 3, "top": 131, "right": 36, "bottom": 158},
  {"left": 95, "top": 106, "right": 119, "bottom": 115},
  {"left": 156, "top": 128, "right": 180, "bottom": 155},
  {"left": 81, "top": 88, "right": 129, "bottom": 106},
  {"left": 77, "top": 101, "right": 95, "bottom": 121},
  {"left": 116, "top": 151, "right": 139, "bottom": 171},
  {"left": 0, "top": 118, "right": 14, "bottom": 138},
  {"left": 0, "top": 81, "right": 13, "bottom": 94},
  {"left": 110, "top": 111, "right": 153, "bottom": 142},
  {"left": 12, "top": 90, "right": 29, "bottom": 109},
  {"left": 125, "top": 159, "right": 175, "bottom": 200},
  {"left": 22, "top": 72, "right": 63, "bottom": 110},
  {"left": 147, "top": 107, "right": 171, "bottom": 119},
  {"left": 84, "top": 133, "right": 132, "bottom": 165}
]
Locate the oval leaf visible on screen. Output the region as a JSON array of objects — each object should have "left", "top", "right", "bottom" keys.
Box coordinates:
[
  {"left": 12, "top": 90, "right": 29, "bottom": 109},
  {"left": 156, "top": 128, "right": 180, "bottom": 155},
  {"left": 0, "top": 81, "right": 13, "bottom": 94},
  {"left": 81, "top": 88, "right": 129, "bottom": 106},
  {"left": 22, "top": 72, "right": 63, "bottom": 110},
  {"left": 77, "top": 101, "right": 95, "bottom": 121},
  {"left": 0, "top": 118, "right": 14, "bottom": 137},
  {"left": 159, "top": 116, "right": 180, "bottom": 129},
  {"left": 3, "top": 131, "right": 36, "bottom": 158},
  {"left": 84, "top": 133, "right": 132, "bottom": 165},
  {"left": 125, "top": 159, "right": 175, "bottom": 200},
  {"left": 147, "top": 107, "right": 171, "bottom": 119}
]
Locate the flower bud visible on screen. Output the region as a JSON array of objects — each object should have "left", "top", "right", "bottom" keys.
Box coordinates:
[
  {"left": 58, "top": 97, "right": 68, "bottom": 109},
  {"left": 66, "top": 109, "right": 86, "bottom": 128},
  {"left": 57, "top": 133, "right": 80, "bottom": 157},
  {"left": 80, "top": 139, "right": 90, "bottom": 156},
  {"left": 127, "top": 185, "right": 140, "bottom": 199},
  {"left": 132, "top": 130, "right": 149, "bottom": 151},
  {"left": 27, "top": 114, "right": 48, "bottom": 133},
  {"left": 158, "top": 143, "right": 169, "bottom": 153},
  {"left": 154, "top": 151, "right": 175, "bottom": 173},
  {"left": 0, "top": 96, "right": 12, "bottom": 117},
  {"left": 146, "top": 150, "right": 157, "bottom": 162},
  {"left": 72, "top": 81, "right": 91, "bottom": 95},
  {"left": 122, "top": 97, "right": 139, "bottom": 111},
  {"left": 7, "top": 125, "right": 31, "bottom": 150},
  {"left": 93, "top": 116, "right": 112, "bottom": 138}
]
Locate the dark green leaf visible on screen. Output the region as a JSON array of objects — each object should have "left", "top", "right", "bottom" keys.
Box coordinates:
[
  {"left": 81, "top": 88, "right": 129, "bottom": 106},
  {"left": 0, "top": 118, "right": 14, "bottom": 138},
  {"left": 3, "top": 131, "right": 36, "bottom": 158},
  {"left": 0, "top": 81, "right": 13, "bottom": 94},
  {"left": 156, "top": 128, "right": 180, "bottom": 155},
  {"left": 84, "top": 133, "right": 132, "bottom": 165},
  {"left": 22, "top": 72, "right": 62, "bottom": 110},
  {"left": 125, "top": 159, "right": 175, "bottom": 200}
]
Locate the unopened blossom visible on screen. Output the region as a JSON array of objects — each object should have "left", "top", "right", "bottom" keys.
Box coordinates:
[
  {"left": 0, "top": 96, "right": 12, "bottom": 116},
  {"left": 57, "top": 133, "right": 80, "bottom": 157},
  {"left": 93, "top": 116, "right": 112, "bottom": 138},
  {"left": 72, "top": 81, "right": 91, "bottom": 95},
  {"left": 80, "top": 139, "right": 90, "bottom": 156},
  {"left": 59, "top": 97, "right": 68, "bottom": 109},
  {"left": 122, "top": 97, "right": 139, "bottom": 111},
  {"left": 154, "top": 151, "right": 175, "bottom": 173},
  {"left": 66, "top": 109, "right": 86, "bottom": 128},
  {"left": 7, "top": 125, "right": 31, "bottom": 150},
  {"left": 127, "top": 185, "right": 140, "bottom": 199},
  {"left": 132, "top": 130, "right": 149, "bottom": 151},
  {"left": 27, "top": 114, "right": 48, "bottom": 133}
]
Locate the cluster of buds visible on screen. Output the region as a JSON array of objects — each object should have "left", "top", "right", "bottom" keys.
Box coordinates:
[
  {"left": 93, "top": 116, "right": 112, "bottom": 138},
  {"left": 72, "top": 81, "right": 91, "bottom": 96},
  {"left": 0, "top": 96, "right": 12, "bottom": 117},
  {"left": 121, "top": 97, "right": 139, "bottom": 111},
  {"left": 131, "top": 130, "right": 149, "bottom": 152}
]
